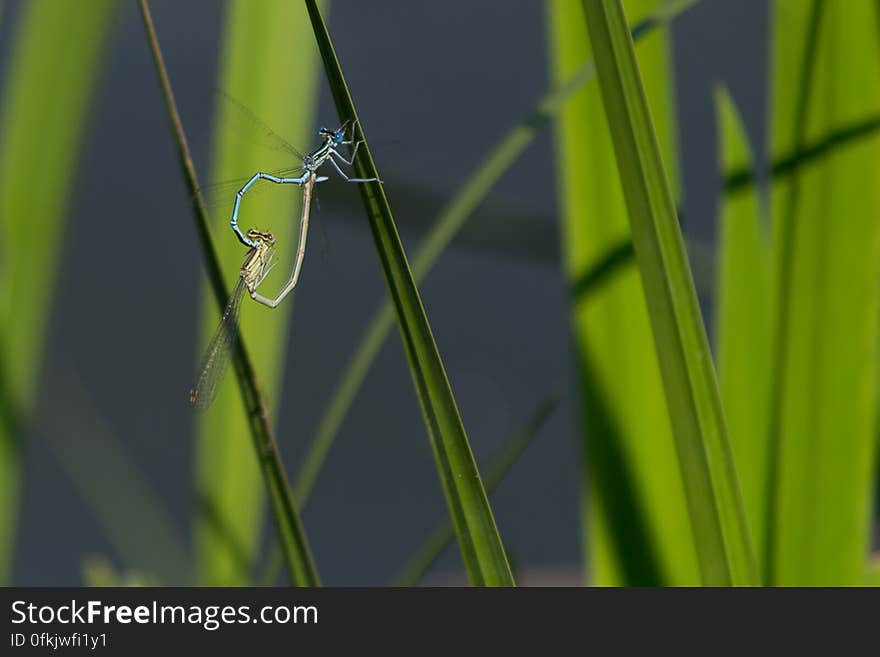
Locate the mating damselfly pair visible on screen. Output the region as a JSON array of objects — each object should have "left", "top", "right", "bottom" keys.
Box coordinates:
[{"left": 188, "top": 116, "right": 381, "bottom": 410}]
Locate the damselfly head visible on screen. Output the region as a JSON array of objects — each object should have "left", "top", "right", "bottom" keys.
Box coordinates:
[{"left": 318, "top": 125, "right": 345, "bottom": 144}]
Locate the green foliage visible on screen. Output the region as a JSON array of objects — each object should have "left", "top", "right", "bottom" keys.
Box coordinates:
[
  {"left": 549, "top": 0, "right": 698, "bottom": 585},
  {"left": 766, "top": 0, "right": 880, "bottom": 585},
  {"left": 1, "top": 0, "right": 877, "bottom": 589},
  {"left": 579, "top": 0, "right": 757, "bottom": 585},
  {"left": 0, "top": 0, "right": 117, "bottom": 583},
  {"left": 713, "top": 88, "right": 772, "bottom": 572}
]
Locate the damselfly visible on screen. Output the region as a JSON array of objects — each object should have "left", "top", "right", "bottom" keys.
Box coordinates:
[
  {"left": 188, "top": 229, "right": 277, "bottom": 410},
  {"left": 216, "top": 94, "right": 381, "bottom": 251}
]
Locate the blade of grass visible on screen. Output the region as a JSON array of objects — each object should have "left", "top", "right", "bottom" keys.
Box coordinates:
[
  {"left": 581, "top": 0, "right": 757, "bottom": 585},
  {"left": 137, "top": 0, "right": 319, "bottom": 586},
  {"left": 393, "top": 394, "right": 561, "bottom": 586},
  {"left": 550, "top": 0, "right": 698, "bottom": 586},
  {"left": 294, "top": 0, "right": 701, "bottom": 511},
  {"left": 766, "top": 0, "right": 880, "bottom": 585},
  {"left": 0, "top": 0, "right": 117, "bottom": 583},
  {"left": 302, "top": 0, "right": 513, "bottom": 586},
  {"left": 713, "top": 87, "right": 772, "bottom": 573}
]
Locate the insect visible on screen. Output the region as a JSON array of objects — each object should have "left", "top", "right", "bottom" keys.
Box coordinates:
[
  {"left": 211, "top": 95, "right": 382, "bottom": 304},
  {"left": 188, "top": 229, "right": 277, "bottom": 409},
  {"left": 219, "top": 95, "right": 381, "bottom": 249}
]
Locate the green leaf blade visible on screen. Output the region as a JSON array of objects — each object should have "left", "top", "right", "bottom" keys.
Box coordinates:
[
  {"left": 767, "top": 0, "right": 880, "bottom": 585},
  {"left": 550, "top": 0, "right": 699, "bottom": 585},
  {"left": 713, "top": 87, "right": 772, "bottom": 572},
  {"left": 581, "top": 0, "right": 757, "bottom": 585},
  {"left": 0, "top": 0, "right": 117, "bottom": 583}
]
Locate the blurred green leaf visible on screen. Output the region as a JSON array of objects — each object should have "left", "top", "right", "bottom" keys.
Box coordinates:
[
  {"left": 0, "top": 0, "right": 117, "bottom": 583},
  {"left": 303, "top": 0, "right": 514, "bottom": 586},
  {"left": 549, "top": 0, "right": 699, "bottom": 585},
  {"left": 193, "top": 0, "right": 323, "bottom": 586},
  {"left": 713, "top": 88, "right": 772, "bottom": 573},
  {"left": 766, "top": 0, "right": 880, "bottom": 585},
  {"left": 580, "top": 0, "right": 757, "bottom": 585}
]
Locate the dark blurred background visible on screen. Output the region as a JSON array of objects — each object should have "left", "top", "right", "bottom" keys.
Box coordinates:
[{"left": 0, "top": 0, "right": 768, "bottom": 585}]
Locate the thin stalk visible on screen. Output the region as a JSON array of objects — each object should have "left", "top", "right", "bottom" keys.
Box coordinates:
[{"left": 137, "top": 0, "right": 318, "bottom": 587}]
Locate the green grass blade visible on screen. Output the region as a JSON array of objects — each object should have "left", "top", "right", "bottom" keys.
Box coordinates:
[
  {"left": 713, "top": 88, "right": 772, "bottom": 573},
  {"left": 294, "top": 0, "right": 700, "bottom": 510},
  {"left": 581, "top": 0, "right": 757, "bottom": 585},
  {"left": 766, "top": 0, "right": 880, "bottom": 585},
  {"left": 0, "top": 0, "right": 117, "bottom": 583},
  {"left": 550, "top": 0, "right": 698, "bottom": 585},
  {"left": 302, "top": 0, "right": 513, "bottom": 586},
  {"left": 393, "top": 395, "right": 561, "bottom": 586},
  {"left": 175, "top": 0, "right": 323, "bottom": 586}
]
